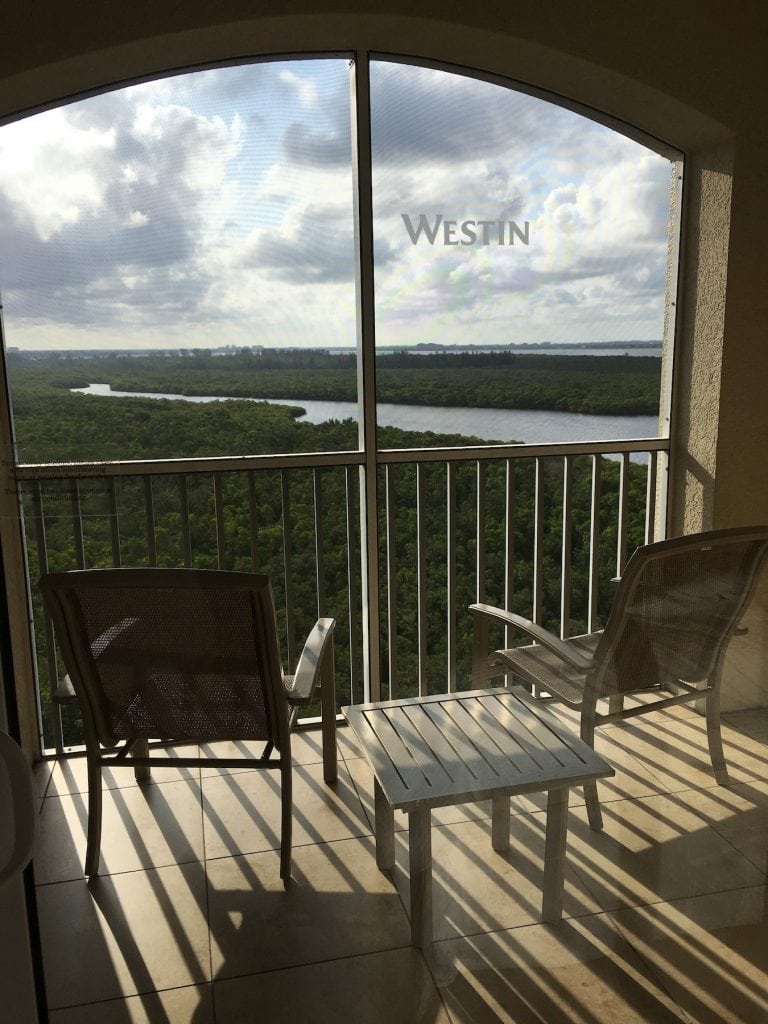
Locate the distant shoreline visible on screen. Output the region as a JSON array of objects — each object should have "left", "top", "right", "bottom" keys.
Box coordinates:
[
  {"left": 12, "top": 347, "right": 662, "bottom": 417},
  {"left": 9, "top": 342, "right": 663, "bottom": 358},
  {"left": 407, "top": 341, "right": 662, "bottom": 353}
]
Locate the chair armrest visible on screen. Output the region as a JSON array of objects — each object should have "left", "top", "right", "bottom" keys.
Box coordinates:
[
  {"left": 285, "top": 617, "right": 336, "bottom": 706},
  {"left": 468, "top": 604, "right": 594, "bottom": 672},
  {"left": 53, "top": 674, "right": 77, "bottom": 704}
]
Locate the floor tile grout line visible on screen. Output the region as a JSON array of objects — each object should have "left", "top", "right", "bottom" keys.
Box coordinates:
[
  {"left": 209, "top": 940, "right": 418, "bottom": 985},
  {"left": 603, "top": 906, "right": 700, "bottom": 1024},
  {"left": 197, "top": 743, "right": 218, "bottom": 1023},
  {"left": 36, "top": 764, "right": 55, "bottom": 804},
  {"left": 630, "top": 922, "right": 698, "bottom": 1023},
  {"left": 203, "top": 819, "right": 377, "bottom": 868},
  {"left": 702, "top": 825, "right": 768, "bottom": 875},
  {"left": 579, "top": 875, "right": 767, "bottom": 920},
  {"left": 39, "top": 770, "right": 205, "bottom": 801},
  {"left": 46, "top": 980, "right": 214, "bottom": 1015},
  {"left": 34, "top": 818, "right": 379, "bottom": 889},
  {"left": 34, "top": 853, "right": 210, "bottom": 888}
]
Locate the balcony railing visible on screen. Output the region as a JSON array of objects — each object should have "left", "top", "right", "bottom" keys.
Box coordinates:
[{"left": 14, "top": 436, "right": 668, "bottom": 753}]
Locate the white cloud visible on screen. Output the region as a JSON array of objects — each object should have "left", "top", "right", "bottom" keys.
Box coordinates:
[
  {"left": 0, "top": 108, "right": 116, "bottom": 240},
  {"left": 0, "top": 59, "right": 674, "bottom": 350},
  {"left": 278, "top": 69, "right": 319, "bottom": 109},
  {"left": 126, "top": 210, "right": 149, "bottom": 228}
]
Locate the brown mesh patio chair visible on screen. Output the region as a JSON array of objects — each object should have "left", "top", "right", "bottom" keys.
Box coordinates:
[
  {"left": 40, "top": 568, "right": 337, "bottom": 880},
  {"left": 470, "top": 526, "right": 768, "bottom": 829}
]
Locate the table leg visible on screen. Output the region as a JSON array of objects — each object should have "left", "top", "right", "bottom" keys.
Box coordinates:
[
  {"left": 542, "top": 786, "right": 569, "bottom": 923},
  {"left": 408, "top": 806, "right": 433, "bottom": 948},
  {"left": 491, "top": 793, "right": 510, "bottom": 851},
  {"left": 374, "top": 777, "right": 395, "bottom": 871}
]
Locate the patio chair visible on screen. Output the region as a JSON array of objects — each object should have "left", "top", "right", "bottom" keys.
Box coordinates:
[
  {"left": 39, "top": 568, "right": 337, "bottom": 880},
  {"left": 470, "top": 526, "right": 768, "bottom": 829}
]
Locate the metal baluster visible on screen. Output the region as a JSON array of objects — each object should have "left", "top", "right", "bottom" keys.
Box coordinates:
[
  {"left": 532, "top": 458, "right": 544, "bottom": 625},
  {"left": 179, "top": 475, "right": 192, "bottom": 567},
  {"left": 70, "top": 479, "right": 85, "bottom": 569},
  {"left": 616, "top": 451, "right": 629, "bottom": 577},
  {"left": 248, "top": 471, "right": 259, "bottom": 571},
  {"left": 313, "top": 468, "right": 326, "bottom": 618},
  {"left": 345, "top": 466, "right": 361, "bottom": 704},
  {"left": 32, "top": 481, "right": 63, "bottom": 753},
  {"left": 446, "top": 462, "right": 457, "bottom": 693},
  {"left": 280, "top": 470, "right": 295, "bottom": 671},
  {"left": 504, "top": 460, "right": 515, "bottom": 648},
  {"left": 107, "top": 478, "right": 121, "bottom": 567},
  {"left": 588, "top": 455, "right": 602, "bottom": 633},
  {"left": 385, "top": 465, "right": 397, "bottom": 700},
  {"left": 476, "top": 461, "right": 486, "bottom": 605},
  {"left": 416, "top": 463, "right": 428, "bottom": 697},
  {"left": 561, "top": 455, "right": 573, "bottom": 640},
  {"left": 143, "top": 476, "right": 157, "bottom": 566},
  {"left": 213, "top": 471, "right": 225, "bottom": 570},
  {"left": 645, "top": 450, "right": 658, "bottom": 544}
]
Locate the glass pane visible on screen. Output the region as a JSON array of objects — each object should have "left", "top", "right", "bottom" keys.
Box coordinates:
[
  {"left": 0, "top": 59, "right": 358, "bottom": 465},
  {"left": 370, "top": 60, "right": 677, "bottom": 450}
]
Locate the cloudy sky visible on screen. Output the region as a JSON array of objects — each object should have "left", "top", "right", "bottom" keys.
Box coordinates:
[{"left": 0, "top": 58, "right": 675, "bottom": 350}]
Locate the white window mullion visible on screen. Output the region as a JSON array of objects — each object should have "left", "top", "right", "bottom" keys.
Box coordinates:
[{"left": 350, "top": 51, "right": 381, "bottom": 702}]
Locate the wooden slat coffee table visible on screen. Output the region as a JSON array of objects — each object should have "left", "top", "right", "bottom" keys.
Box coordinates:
[{"left": 344, "top": 686, "right": 614, "bottom": 947}]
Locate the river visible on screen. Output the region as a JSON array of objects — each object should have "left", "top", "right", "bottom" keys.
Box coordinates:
[{"left": 71, "top": 384, "right": 659, "bottom": 446}]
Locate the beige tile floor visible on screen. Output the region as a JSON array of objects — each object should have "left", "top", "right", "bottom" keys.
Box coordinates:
[{"left": 32, "top": 705, "right": 768, "bottom": 1023}]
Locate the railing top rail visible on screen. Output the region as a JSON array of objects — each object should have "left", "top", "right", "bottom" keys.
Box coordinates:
[
  {"left": 14, "top": 449, "right": 366, "bottom": 479},
  {"left": 14, "top": 435, "right": 668, "bottom": 479},
  {"left": 379, "top": 436, "right": 668, "bottom": 464}
]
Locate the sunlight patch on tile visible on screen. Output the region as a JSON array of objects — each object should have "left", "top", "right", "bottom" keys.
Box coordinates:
[
  {"left": 38, "top": 863, "right": 210, "bottom": 1008},
  {"left": 432, "top": 913, "right": 689, "bottom": 1024},
  {"left": 612, "top": 886, "right": 768, "bottom": 1024}
]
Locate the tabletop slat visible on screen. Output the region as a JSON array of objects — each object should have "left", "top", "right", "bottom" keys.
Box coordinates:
[
  {"left": 489, "top": 693, "right": 591, "bottom": 772},
  {"left": 380, "top": 705, "right": 458, "bottom": 791},
  {"left": 401, "top": 702, "right": 489, "bottom": 792},
  {"left": 357, "top": 707, "right": 428, "bottom": 796},
  {"left": 450, "top": 695, "right": 533, "bottom": 777},
  {"left": 424, "top": 699, "right": 509, "bottom": 788},
  {"left": 343, "top": 686, "right": 614, "bottom": 810}
]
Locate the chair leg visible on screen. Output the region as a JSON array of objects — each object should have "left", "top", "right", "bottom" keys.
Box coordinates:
[
  {"left": 583, "top": 782, "right": 604, "bottom": 831},
  {"left": 471, "top": 612, "right": 490, "bottom": 688},
  {"left": 705, "top": 688, "right": 728, "bottom": 784},
  {"left": 580, "top": 708, "right": 604, "bottom": 831},
  {"left": 607, "top": 694, "right": 624, "bottom": 716},
  {"left": 280, "top": 763, "right": 293, "bottom": 884},
  {"left": 133, "top": 737, "right": 151, "bottom": 783},
  {"left": 84, "top": 754, "right": 103, "bottom": 877},
  {"left": 320, "top": 642, "right": 337, "bottom": 785}
]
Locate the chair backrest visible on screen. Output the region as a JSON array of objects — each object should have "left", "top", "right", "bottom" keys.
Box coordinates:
[
  {"left": 40, "top": 568, "right": 289, "bottom": 749},
  {"left": 593, "top": 527, "right": 768, "bottom": 695}
]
